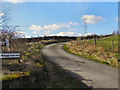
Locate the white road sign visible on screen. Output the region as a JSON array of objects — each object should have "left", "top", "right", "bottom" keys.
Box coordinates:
[
  {"left": 0, "top": 53, "right": 21, "bottom": 59},
  {"left": 0, "top": 41, "right": 5, "bottom": 46}
]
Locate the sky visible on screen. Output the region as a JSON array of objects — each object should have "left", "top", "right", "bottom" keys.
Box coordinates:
[{"left": 2, "top": 0, "right": 118, "bottom": 38}]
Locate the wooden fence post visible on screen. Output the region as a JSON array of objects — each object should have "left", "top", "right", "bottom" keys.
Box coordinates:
[
  {"left": 116, "top": 59, "right": 119, "bottom": 67},
  {"left": 112, "top": 40, "right": 114, "bottom": 53},
  {"left": 94, "top": 37, "right": 96, "bottom": 46}
]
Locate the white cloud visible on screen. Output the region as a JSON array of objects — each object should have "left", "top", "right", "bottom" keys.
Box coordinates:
[
  {"left": 68, "top": 22, "right": 79, "bottom": 25},
  {"left": 44, "top": 31, "right": 51, "bottom": 35},
  {"left": 0, "top": 12, "right": 4, "bottom": 16},
  {"left": 70, "top": 28, "right": 77, "bottom": 31},
  {"left": 25, "top": 36, "right": 31, "bottom": 38},
  {"left": 14, "top": 31, "right": 26, "bottom": 37},
  {"left": 30, "top": 23, "right": 71, "bottom": 34},
  {"left": 115, "top": 17, "right": 120, "bottom": 21},
  {"left": 15, "top": 31, "right": 26, "bottom": 34},
  {"left": 30, "top": 24, "right": 44, "bottom": 31},
  {"left": 81, "top": 15, "right": 105, "bottom": 24},
  {"left": 50, "top": 32, "right": 82, "bottom": 36},
  {"left": 33, "top": 31, "right": 37, "bottom": 34},
  {"left": 44, "top": 24, "right": 62, "bottom": 30},
  {"left": 30, "top": 23, "right": 70, "bottom": 31},
  {"left": 84, "top": 33, "right": 92, "bottom": 36},
  {"left": 5, "top": 0, "right": 24, "bottom": 4},
  {"left": 58, "top": 23, "right": 71, "bottom": 28},
  {"left": 30, "top": 22, "right": 80, "bottom": 35}
]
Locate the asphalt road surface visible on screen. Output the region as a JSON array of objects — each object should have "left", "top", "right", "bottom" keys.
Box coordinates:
[{"left": 41, "top": 42, "right": 118, "bottom": 88}]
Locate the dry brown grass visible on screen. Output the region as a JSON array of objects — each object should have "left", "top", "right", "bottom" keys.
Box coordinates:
[{"left": 65, "top": 40, "right": 118, "bottom": 67}]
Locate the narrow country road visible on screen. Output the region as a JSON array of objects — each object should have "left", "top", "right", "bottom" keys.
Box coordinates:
[{"left": 41, "top": 42, "right": 118, "bottom": 88}]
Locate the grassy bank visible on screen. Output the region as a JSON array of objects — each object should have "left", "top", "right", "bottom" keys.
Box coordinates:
[
  {"left": 64, "top": 35, "right": 120, "bottom": 68},
  {"left": 2, "top": 40, "right": 88, "bottom": 88}
]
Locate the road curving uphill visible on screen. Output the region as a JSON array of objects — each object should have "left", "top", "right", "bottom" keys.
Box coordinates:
[{"left": 41, "top": 42, "right": 118, "bottom": 88}]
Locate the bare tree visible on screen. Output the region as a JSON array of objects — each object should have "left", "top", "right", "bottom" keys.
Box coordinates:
[{"left": 0, "top": 3, "right": 25, "bottom": 52}]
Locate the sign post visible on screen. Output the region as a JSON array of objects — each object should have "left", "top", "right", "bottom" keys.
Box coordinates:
[
  {"left": 0, "top": 41, "right": 5, "bottom": 46},
  {"left": 0, "top": 53, "right": 21, "bottom": 59},
  {"left": 5, "top": 36, "right": 10, "bottom": 51},
  {"left": 0, "top": 52, "right": 21, "bottom": 63}
]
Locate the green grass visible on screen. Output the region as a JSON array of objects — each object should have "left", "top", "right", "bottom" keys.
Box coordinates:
[
  {"left": 89, "top": 35, "right": 118, "bottom": 50},
  {"left": 2, "top": 71, "right": 31, "bottom": 81},
  {"left": 63, "top": 45, "right": 72, "bottom": 53}
]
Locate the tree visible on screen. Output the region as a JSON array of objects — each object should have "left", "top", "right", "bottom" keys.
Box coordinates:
[{"left": 0, "top": 4, "right": 25, "bottom": 51}]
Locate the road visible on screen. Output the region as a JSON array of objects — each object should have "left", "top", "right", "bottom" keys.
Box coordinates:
[{"left": 41, "top": 42, "right": 118, "bottom": 88}]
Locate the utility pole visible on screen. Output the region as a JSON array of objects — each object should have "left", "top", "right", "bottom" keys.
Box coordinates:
[
  {"left": 83, "top": 18, "right": 87, "bottom": 34},
  {"left": 0, "top": 0, "right": 2, "bottom": 89},
  {"left": 0, "top": 0, "right": 2, "bottom": 34}
]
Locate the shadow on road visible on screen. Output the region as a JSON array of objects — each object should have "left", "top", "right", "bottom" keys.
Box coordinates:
[{"left": 42, "top": 53, "right": 93, "bottom": 89}]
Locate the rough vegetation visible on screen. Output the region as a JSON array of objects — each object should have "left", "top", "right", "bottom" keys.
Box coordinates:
[
  {"left": 2, "top": 39, "right": 86, "bottom": 88},
  {"left": 64, "top": 35, "right": 120, "bottom": 68}
]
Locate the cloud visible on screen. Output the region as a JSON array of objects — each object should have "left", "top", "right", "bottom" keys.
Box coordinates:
[
  {"left": 30, "top": 23, "right": 71, "bottom": 34},
  {"left": 81, "top": 15, "right": 105, "bottom": 24},
  {"left": 70, "top": 28, "right": 77, "bottom": 31},
  {"left": 44, "top": 24, "right": 62, "bottom": 30},
  {"left": 115, "top": 17, "right": 120, "bottom": 21},
  {"left": 15, "top": 31, "right": 26, "bottom": 34},
  {"left": 50, "top": 32, "right": 82, "bottom": 36},
  {"left": 33, "top": 31, "right": 37, "bottom": 34},
  {"left": 0, "top": 12, "right": 4, "bottom": 16},
  {"left": 44, "top": 31, "right": 51, "bottom": 35},
  {"left": 30, "top": 22, "right": 80, "bottom": 35},
  {"left": 30, "top": 24, "right": 44, "bottom": 31},
  {"left": 25, "top": 36, "right": 31, "bottom": 38},
  {"left": 14, "top": 31, "right": 26, "bottom": 37},
  {"left": 68, "top": 22, "right": 79, "bottom": 25},
  {"left": 84, "top": 33, "right": 92, "bottom": 36},
  {"left": 30, "top": 23, "right": 70, "bottom": 31},
  {"left": 5, "top": 0, "right": 24, "bottom": 4},
  {"left": 58, "top": 23, "right": 70, "bottom": 28}
]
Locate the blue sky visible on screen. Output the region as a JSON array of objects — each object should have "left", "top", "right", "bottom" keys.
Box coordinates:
[{"left": 3, "top": 1, "right": 118, "bottom": 37}]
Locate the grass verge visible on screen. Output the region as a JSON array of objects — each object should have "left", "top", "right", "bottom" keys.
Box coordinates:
[{"left": 63, "top": 45, "right": 110, "bottom": 65}]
